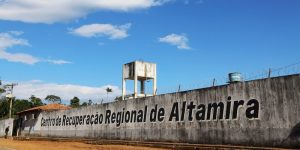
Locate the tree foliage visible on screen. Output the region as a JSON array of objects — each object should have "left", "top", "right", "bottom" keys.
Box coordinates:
[
  {"left": 45, "top": 95, "right": 61, "bottom": 104},
  {"left": 12, "top": 99, "right": 32, "bottom": 115},
  {"left": 70, "top": 96, "right": 80, "bottom": 108},
  {"left": 0, "top": 98, "right": 9, "bottom": 119},
  {"left": 29, "top": 95, "right": 43, "bottom": 107},
  {"left": 106, "top": 87, "right": 112, "bottom": 93},
  {"left": 88, "top": 99, "right": 93, "bottom": 106},
  {"left": 80, "top": 99, "right": 92, "bottom": 107},
  {"left": 0, "top": 97, "right": 32, "bottom": 119},
  {"left": 81, "top": 102, "right": 87, "bottom": 107},
  {"left": 0, "top": 88, "right": 5, "bottom": 94}
]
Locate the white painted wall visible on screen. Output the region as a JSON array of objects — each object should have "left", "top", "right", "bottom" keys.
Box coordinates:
[{"left": 0, "top": 118, "right": 14, "bottom": 137}]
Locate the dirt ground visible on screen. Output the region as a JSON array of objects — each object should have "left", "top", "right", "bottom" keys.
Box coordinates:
[{"left": 0, "top": 138, "right": 167, "bottom": 150}]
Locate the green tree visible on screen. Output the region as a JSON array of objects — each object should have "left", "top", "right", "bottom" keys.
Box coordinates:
[
  {"left": 0, "top": 98, "right": 33, "bottom": 118},
  {"left": 0, "top": 88, "right": 5, "bottom": 94},
  {"left": 106, "top": 87, "right": 112, "bottom": 101},
  {"left": 81, "top": 102, "right": 87, "bottom": 107},
  {"left": 0, "top": 98, "right": 9, "bottom": 119},
  {"left": 29, "top": 95, "right": 43, "bottom": 107},
  {"left": 45, "top": 95, "right": 61, "bottom": 104},
  {"left": 106, "top": 87, "right": 112, "bottom": 93},
  {"left": 70, "top": 96, "right": 80, "bottom": 108},
  {"left": 12, "top": 99, "right": 32, "bottom": 115},
  {"left": 88, "top": 99, "right": 93, "bottom": 106}
]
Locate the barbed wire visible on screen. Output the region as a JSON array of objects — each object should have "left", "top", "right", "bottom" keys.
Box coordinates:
[{"left": 156, "top": 61, "right": 300, "bottom": 95}]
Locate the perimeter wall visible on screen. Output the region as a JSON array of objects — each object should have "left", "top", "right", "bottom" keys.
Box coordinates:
[
  {"left": 0, "top": 118, "right": 14, "bottom": 137},
  {"left": 21, "top": 74, "right": 300, "bottom": 148}
]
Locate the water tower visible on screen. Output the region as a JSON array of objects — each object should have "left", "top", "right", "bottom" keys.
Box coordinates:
[
  {"left": 228, "top": 72, "right": 243, "bottom": 83},
  {"left": 122, "top": 61, "right": 157, "bottom": 100}
]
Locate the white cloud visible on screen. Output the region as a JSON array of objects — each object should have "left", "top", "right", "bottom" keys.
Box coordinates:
[
  {"left": 12, "top": 80, "right": 121, "bottom": 103},
  {"left": 0, "top": 0, "right": 170, "bottom": 24},
  {"left": 8, "top": 31, "right": 24, "bottom": 36},
  {"left": 0, "top": 32, "right": 29, "bottom": 49},
  {"left": 0, "top": 50, "right": 40, "bottom": 65},
  {"left": 70, "top": 23, "right": 131, "bottom": 39},
  {"left": 46, "top": 59, "right": 72, "bottom": 65},
  {"left": 159, "top": 33, "right": 191, "bottom": 50},
  {"left": 184, "top": 0, "right": 203, "bottom": 5},
  {"left": 0, "top": 31, "right": 71, "bottom": 65},
  {"left": 0, "top": 32, "right": 39, "bottom": 64}
]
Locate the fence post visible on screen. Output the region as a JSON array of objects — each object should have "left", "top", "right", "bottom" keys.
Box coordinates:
[{"left": 268, "top": 68, "right": 271, "bottom": 78}]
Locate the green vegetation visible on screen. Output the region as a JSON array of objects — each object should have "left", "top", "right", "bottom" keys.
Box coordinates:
[
  {"left": 81, "top": 102, "right": 88, "bottom": 106},
  {"left": 0, "top": 88, "right": 5, "bottom": 94},
  {"left": 0, "top": 95, "right": 45, "bottom": 120},
  {"left": 70, "top": 96, "right": 80, "bottom": 108},
  {"left": 80, "top": 99, "right": 93, "bottom": 107},
  {"left": 0, "top": 84, "right": 96, "bottom": 120},
  {"left": 30, "top": 95, "right": 43, "bottom": 107},
  {"left": 45, "top": 95, "right": 61, "bottom": 104},
  {"left": 12, "top": 99, "right": 32, "bottom": 115},
  {"left": 88, "top": 99, "right": 93, "bottom": 106},
  {"left": 0, "top": 98, "right": 9, "bottom": 119}
]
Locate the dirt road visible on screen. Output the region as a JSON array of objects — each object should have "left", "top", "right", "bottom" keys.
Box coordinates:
[{"left": 0, "top": 138, "right": 166, "bottom": 150}]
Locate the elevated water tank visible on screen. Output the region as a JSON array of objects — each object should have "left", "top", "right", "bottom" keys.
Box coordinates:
[
  {"left": 228, "top": 72, "right": 242, "bottom": 83},
  {"left": 122, "top": 61, "right": 157, "bottom": 100}
]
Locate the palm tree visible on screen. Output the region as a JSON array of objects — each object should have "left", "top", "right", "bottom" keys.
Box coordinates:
[{"left": 106, "top": 87, "right": 112, "bottom": 101}]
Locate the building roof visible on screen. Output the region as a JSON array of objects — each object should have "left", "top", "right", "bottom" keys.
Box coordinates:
[{"left": 17, "top": 103, "right": 71, "bottom": 114}]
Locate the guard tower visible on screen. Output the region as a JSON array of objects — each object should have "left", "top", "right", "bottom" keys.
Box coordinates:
[{"left": 122, "top": 61, "right": 157, "bottom": 100}]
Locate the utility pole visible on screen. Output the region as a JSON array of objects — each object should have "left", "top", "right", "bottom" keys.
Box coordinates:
[{"left": 4, "top": 83, "right": 18, "bottom": 118}]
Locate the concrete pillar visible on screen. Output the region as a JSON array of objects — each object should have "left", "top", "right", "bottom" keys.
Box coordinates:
[
  {"left": 141, "top": 80, "right": 145, "bottom": 94},
  {"left": 122, "top": 65, "right": 126, "bottom": 100},
  {"left": 134, "top": 62, "right": 138, "bottom": 98},
  {"left": 153, "top": 64, "right": 157, "bottom": 95}
]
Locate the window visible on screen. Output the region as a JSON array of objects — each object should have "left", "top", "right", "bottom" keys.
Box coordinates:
[
  {"left": 33, "top": 113, "right": 38, "bottom": 119},
  {"left": 26, "top": 114, "right": 31, "bottom": 120}
]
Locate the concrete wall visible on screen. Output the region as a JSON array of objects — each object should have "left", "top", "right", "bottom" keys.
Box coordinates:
[
  {"left": 0, "top": 118, "right": 14, "bottom": 137},
  {"left": 123, "top": 61, "right": 156, "bottom": 79},
  {"left": 19, "top": 111, "right": 40, "bottom": 136},
  {"left": 20, "top": 74, "right": 300, "bottom": 148}
]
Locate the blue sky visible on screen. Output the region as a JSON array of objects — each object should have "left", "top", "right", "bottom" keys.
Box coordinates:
[{"left": 0, "top": 0, "right": 299, "bottom": 103}]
